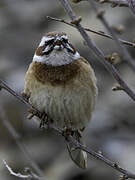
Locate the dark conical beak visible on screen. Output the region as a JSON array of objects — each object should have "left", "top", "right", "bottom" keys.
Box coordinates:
[{"left": 54, "top": 40, "right": 64, "bottom": 51}]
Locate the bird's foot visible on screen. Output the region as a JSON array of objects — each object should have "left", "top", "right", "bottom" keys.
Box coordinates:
[
  {"left": 62, "top": 127, "right": 74, "bottom": 139},
  {"left": 62, "top": 128, "right": 82, "bottom": 138},
  {"left": 27, "top": 109, "right": 38, "bottom": 120},
  {"left": 63, "top": 128, "right": 79, "bottom": 154},
  {"left": 39, "top": 113, "right": 50, "bottom": 129},
  {"left": 21, "top": 92, "right": 30, "bottom": 102},
  {"left": 75, "top": 130, "right": 82, "bottom": 138},
  {"left": 27, "top": 108, "right": 51, "bottom": 129}
]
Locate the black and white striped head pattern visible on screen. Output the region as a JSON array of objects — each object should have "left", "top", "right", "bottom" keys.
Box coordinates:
[{"left": 33, "top": 32, "right": 80, "bottom": 66}]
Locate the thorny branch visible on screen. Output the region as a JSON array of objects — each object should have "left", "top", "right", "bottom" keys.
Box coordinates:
[
  {"left": 58, "top": 0, "right": 135, "bottom": 101},
  {"left": 47, "top": 16, "right": 135, "bottom": 47},
  {"left": 1, "top": 80, "right": 135, "bottom": 179}
]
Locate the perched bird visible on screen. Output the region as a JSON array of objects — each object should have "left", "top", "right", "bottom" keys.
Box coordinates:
[{"left": 23, "top": 31, "right": 98, "bottom": 169}]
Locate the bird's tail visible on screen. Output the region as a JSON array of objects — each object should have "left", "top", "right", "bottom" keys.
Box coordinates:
[{"left": 67, "top": 131, "right": 87, "bottom": 169}]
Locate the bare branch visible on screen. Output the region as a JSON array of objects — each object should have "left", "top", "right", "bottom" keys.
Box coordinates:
[
  {"left": 71, "top": 0, "right": 135, "bottom": 16},
  {"left": 128, "top": 0, "right": 135, "bottom": 15},
  {"left": 66, "top": 135, "right": 135, "bottom": 179},
  {"left": 97, "top": 0, "right": 129, "bottom": 6},
  {"left": 1, "top": 79, "right": 135, "bottom": 179},
  {"left": 71, "top": 0, "right": 129, "bottom": 7},
  {"left": 0, "top": 102, "right": 47, "bottom": 180},
  {"left": 3, "top": 160, "right": 42, "bottom": 180},
  {"left": 86, "top": 0, "right": 135, "bottom": 71},
  {"left": 0, "top": 79, "right": 45, "bottom": 117},
  {"left": 47, "top": 16, "right": 135, "bottom": 47}
]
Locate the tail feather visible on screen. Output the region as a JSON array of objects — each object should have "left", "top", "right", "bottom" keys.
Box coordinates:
[{"left": 67, "top": 131, "right": 87, "bottom": 169}]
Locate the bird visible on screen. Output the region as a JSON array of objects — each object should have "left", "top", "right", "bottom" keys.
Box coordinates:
[{"left": 23, "top": 31, "right": 98, "bottom": 169}]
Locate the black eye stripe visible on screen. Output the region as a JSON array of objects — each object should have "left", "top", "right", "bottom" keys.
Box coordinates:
[
  {"left": 62, "top": 38, "right": 68, "bottom": 43},
  {"left": 45, "top": 39, "right": 54, "bottom": 45},
  {"left": 42, "top": 46, "right": 54, "bottom": 55},
  {"left": 66, "top": 43, "right": 76, "bottom": 54},
  {"left": 40, "top": 37, "right": 76, "bottom": 55}
]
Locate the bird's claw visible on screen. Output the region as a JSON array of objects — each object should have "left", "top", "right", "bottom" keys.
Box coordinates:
[
  {"left": 21, "top": 92, "right": 30, "bottom": 102},
  {"left": 27, "top": 108, "right": 51, "bottom": 129},
  {"left": 39, "top": 113, "right": 49, "bottom": 129},
  {"left": 27, "top": 109, "right": 37, "bottom": 120},
  {"left": 62, "top": 128, "right": 74, "bottom": 139}
]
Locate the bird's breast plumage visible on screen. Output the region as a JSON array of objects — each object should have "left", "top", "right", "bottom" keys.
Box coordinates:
[{"left": 24, "top": 57, "right": 97, "bottom": 130}]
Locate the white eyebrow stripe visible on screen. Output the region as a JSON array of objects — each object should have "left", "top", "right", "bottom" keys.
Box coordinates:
[
  {"left": 42, "top": 46, "right": 50, "bottom": 53},
  {"left": 61, "top": 35, "right": 68, "bottom": 39},
  {"left": 39, "top": 36, "right": 55, "bottom": 46},
  {"left": 56, "top": 37, "right": 61, "bottom": 41},
  {"left": 73, "top": 51, "right": 80, "bottom": 59},
  {"left": 66, "top": 43, "right": 74, "bottom": 51}
]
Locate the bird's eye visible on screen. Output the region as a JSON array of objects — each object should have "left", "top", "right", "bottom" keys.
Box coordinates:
[
  {"left": 62, "top": 38, "right": 68, "bottom": 43},
  {"left": 45, "top": 39, "right": 54, "bottom": 45}
]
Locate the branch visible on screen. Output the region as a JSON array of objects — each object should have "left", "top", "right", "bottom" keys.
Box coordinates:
[
  {"left": 87, "top": 0, "right": 135, "bottom": 71},
  {"left": 1, "top": 80, "right": 135, "bottom": 179},
  {"left": 3, "top": 160, "right": 42, "bottom": 180},
  {"left": 72, "top": 0, "right": 135, "bottom": 17},
  {"left": 72, "top": 0, "right": 135, "bottom": 34},
  {"left": 128, "top": 0, "right": 135, "bottom": 15},
  {"left": 96, "top": 0, "right": 129, "bottom": 6},
  {"left": 47, "top": 16, "right": 135, "bottom": 47},
  {"left": 72, "top": 0, "right": 129, "bottom": 7},
  {"left": 0, "top": 99, "right": 47, "bottom": 180},
  {"left": 67, "top": 136, "right": 135, "bottom": 179},
  {"left": 0, "top": 79, "right": 45, "bottom": 117},
  {"left": 58, "top": 0, "right": 135, "bottom": 101}
]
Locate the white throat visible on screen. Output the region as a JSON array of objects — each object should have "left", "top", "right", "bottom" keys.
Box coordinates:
[{"left": 33, "top": 48, "right": 80, "bottom": 66}]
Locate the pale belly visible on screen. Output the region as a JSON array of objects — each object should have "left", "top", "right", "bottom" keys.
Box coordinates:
[{"left": 29, "top": 81, "right": 95, "bottom": 130}]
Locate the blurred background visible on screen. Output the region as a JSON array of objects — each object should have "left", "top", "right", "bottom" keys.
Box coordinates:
[{"left": 0, "top": 0, "right": 135, "bottom": 179}]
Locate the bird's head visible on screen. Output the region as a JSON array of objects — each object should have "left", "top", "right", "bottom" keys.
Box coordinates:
[{"left": 33, "top": 32, "right": 80, "bottom": 66}]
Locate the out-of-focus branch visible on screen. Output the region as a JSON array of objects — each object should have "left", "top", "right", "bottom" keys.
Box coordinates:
[
  {"left": 3, "top": 160, "right": 42, "bottom": 180},
  {"left": 59, "top": 0, "right": 135, "bottom": 101},
  {"left": 1, "top": 80, "right": 135, "bottom": 179},
  {"left": 0, "top": 101, "right": 47, "bottom": 180},
  {"left": 47, "top": 16, "right": 135, "bottom": 47},
  {"left": 72, "top": 0, "right": 129, "bottom": 7},
  {"left": 128, "top": 0, "right": 135, "bottom": 15},
  {"left": 72, "top": 0, "right": 135, "bottom": 16},
  {"left": 86, "top": 0, "right": 135, "bottom": 70},
  {"left": 96, "top": 0, "right": 128, "bottom": 6},
  {"left": 71, "top": 0, "right": 135, "bottom": 70}
]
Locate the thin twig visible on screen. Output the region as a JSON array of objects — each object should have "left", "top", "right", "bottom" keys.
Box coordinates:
[
  {"left": 87, "top": 0, "right": 135, "bottom": 71},
  {"left": 1, "top": 79, "right": 135, "bottom": 179},
  {"left": 66, "top": 136, "right": 135, "bottom": 179},
  {"left": 3, "top": 160, "right": 42, "bottom": 180},
  {"left": 95, "top": 0, "right": 128, "bottom": 7},
  {"left": 96, "top": 0, "right": 135, "bottom": 16},
  {"left": 59, "top": 0, "right": 135, "bottom": 101},
  {"left": 47, "top": 16, "right": 135, "bottom": 47},
  {"left": 0, "top": 103, "right": 46, "bottom": 180},
  {"left": 0, "top": 79, "right": 44, "bottom": 116},
  {"left": 128, "top": 0, "right": 135, "bottom": 15},
  {"left": 72, "top": 0, "right": 129, "bottom": 7}
]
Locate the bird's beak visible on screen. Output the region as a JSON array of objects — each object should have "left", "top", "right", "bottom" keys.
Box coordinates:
[{"left": 54, "top": 40, "right": 64, "bottom": 51}]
